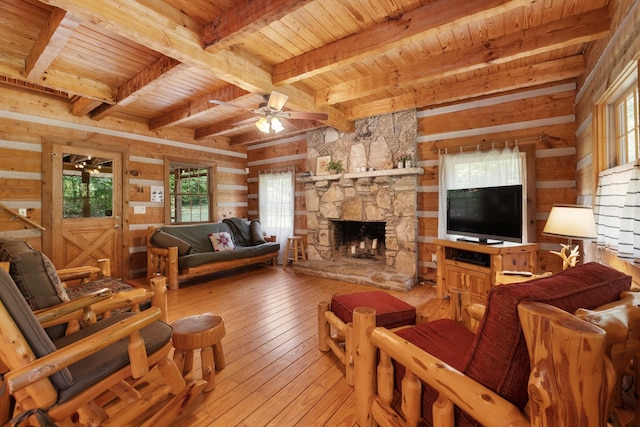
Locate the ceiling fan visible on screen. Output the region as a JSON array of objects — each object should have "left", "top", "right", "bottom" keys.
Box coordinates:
[{"left": 210, "top": 91, "right": 328, "bottom": 134}]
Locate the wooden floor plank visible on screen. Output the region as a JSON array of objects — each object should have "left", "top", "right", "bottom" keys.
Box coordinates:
[{"left": 124, "top": 266, "right": 437, "bottom": 426}]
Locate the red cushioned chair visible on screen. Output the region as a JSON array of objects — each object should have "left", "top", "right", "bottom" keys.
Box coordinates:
[
  {"left": 353, "top": 263, "right": 632, "bottom": 426},
  {"left": 318, "top": 290, "right": 415, "bottom": 385}
]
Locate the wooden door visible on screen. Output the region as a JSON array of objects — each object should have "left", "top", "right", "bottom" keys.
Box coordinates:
[{"left": 45, "top": 144, "right": 123, "bottom": 277}]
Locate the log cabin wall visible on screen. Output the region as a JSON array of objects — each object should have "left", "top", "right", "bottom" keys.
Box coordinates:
[
  {"left": 416, "top": 82, "right": 578, "bottom": 279},
  {"left": 575, "top": 0, "right": 640, "bottom": 285},
  {"left": 246, "top": 82, "right": 577, "bottom": 283},
  {"left": 0, "top": 84, "right": 248, "bottom": 279}
]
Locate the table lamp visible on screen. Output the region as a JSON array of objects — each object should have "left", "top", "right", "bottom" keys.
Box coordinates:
[{"left": 542, "top": 204, "right": 597, "bottom": 269}]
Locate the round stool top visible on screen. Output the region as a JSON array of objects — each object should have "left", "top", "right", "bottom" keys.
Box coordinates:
[
  {"left": 172, "top": 313, "right": 226, "bottom": 349},
  {"left": 287, "top": 236, "right": 302, "bottom": 240}
]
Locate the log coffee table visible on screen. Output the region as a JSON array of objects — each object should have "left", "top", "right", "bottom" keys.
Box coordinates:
[{"left": 171, "top": 313, "right": 226, "bottom": 392}]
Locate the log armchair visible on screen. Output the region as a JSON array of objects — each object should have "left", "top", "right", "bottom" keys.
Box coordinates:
[
  {"left": 353, "top": 262, "right": 632, "bottom": 427},
  {"left": 0, "top": 267, "right": 206, "bottom": 426},
  {"left": 0, "top": 237, "right": 168, "bottom": 337}
]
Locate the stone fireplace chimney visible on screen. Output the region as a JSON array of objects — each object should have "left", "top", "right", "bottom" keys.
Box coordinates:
[{"left": 298, "top": 111, "right": 420, "bottom": 291}]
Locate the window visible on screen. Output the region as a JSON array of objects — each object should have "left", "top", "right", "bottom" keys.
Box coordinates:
[
  {"left": 438, "top": 147, "right": 526, "bottom": 241},
  {"left": 612, "top": 80, "right": 639, "bottom": 165},
  {"left": 62, "top": 153, "right": 113, "bottom": 218},
  {"left": 259, "top": 170, "right": 294, "bottom": 263},
  {"left": 168, "top": 164, "right": 213, "bottom": 224},
  {"left": 594, "top": 61, "right": 640, "bottom": 264}
]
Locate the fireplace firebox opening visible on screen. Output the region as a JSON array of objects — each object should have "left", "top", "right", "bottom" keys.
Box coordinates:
[{"left": 331, "top": 220, "right": 386, "bottom": 260}]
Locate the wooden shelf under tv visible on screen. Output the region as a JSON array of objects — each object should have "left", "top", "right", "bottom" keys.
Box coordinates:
[{"left": 435, "top": 239, "right": 538, "bottom": 305}]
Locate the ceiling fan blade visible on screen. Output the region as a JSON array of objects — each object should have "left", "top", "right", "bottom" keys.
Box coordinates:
[
  {"left": 285, "top": 111, "right": 329, "bottom": 121},
  {"left": 267, "top": 91, "right": 288, "bottom": 111}
]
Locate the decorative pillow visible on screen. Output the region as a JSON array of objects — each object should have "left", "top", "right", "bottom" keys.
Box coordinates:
[
  {"left": 209, "top": 232, "right": 235, "bottom": 251},
  {"left": 151, "top": 229, "right": 192, "bottom": 256},
  {"left": 250, "top": 220, "right": 267, "bottom": 244}
]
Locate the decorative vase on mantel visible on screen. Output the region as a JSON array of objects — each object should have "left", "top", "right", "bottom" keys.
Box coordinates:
[
  {"left": 397, "top": 161, "right": 405, "bottom": 169},
  {"left": 405, "top": 160, "right": 412, "bottom": 168}
]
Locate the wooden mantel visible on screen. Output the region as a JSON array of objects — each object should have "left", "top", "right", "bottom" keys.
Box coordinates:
[{"left": 299, "top": 167, "right": 424, "bottom": 183}]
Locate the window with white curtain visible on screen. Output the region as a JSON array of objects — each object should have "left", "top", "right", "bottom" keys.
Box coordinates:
[
  {"left": 594, "top": 161, "right": 640, "bottom": 264},
  {"left": 593, "top": 61, "right": 640, "bottom": 264},
  {"left": 259, "top": 170, "right": 294, "bottom": 264},
  {"left": 438, "top": 147, "right": 525, "bottom": 240}
]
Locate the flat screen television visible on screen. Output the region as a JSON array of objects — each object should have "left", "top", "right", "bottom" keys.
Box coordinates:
[{"left": 446, "top": 184, "right": 523, "bottom": 244}]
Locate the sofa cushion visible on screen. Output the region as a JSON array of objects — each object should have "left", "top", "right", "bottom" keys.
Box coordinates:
[
  {"left": 0, "top": 238, "right": 69, "bottom": 310},
  {"left": 178, "top": 242, "right": 280, "bottom": 269},
  {"left": 464, "top": 262, "right": 631, "bottom": 409},
  {"left": 0, "top": 267, "right": 74, "bottom": 392},
  {"left": 209, "top": 232, "right": 235, "bottom": 251},
  {"left": 223, "top": 217, "right": 253, "bottom": 247},
  {"left": 160, "top": 222, "right": 232, "bottom": 254},
  {"left": 151, "top": 229, "right": 192, "bottom": 256},
  {"left": 250, "top": 220, "right": 267, "bottom": 244},
  {"left": 53, "top": 312, "right": 173, "bottom": 403}
]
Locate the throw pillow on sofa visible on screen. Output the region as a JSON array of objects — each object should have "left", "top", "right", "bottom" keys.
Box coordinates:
[
  {"left": 209, "top": 232, "right": 235, "bottom": 251},
  {"left": 151, "top": 230, "right": 192, "bottom": 256},
  {"left": 250, "top": 220, "right": 267, "bottom": 244}
]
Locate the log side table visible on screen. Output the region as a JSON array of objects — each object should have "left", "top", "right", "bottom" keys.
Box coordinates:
[{"left": 171, "top": 313, "right": 226, "bottom": 392}]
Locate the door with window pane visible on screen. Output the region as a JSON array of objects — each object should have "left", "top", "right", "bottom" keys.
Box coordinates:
[{"left": 47, "top": 144, "right": 123, "bottom": 276}]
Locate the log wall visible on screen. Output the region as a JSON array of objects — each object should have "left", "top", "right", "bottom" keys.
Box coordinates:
[{"left": 0, "top": 85, "right": 248, "bottom": 279}]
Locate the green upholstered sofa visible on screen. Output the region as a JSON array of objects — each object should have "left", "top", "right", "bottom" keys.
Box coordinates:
[{"left": 147, "top": 218, "right": 279, "bottom": 290}]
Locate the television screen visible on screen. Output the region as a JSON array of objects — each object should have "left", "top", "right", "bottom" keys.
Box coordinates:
[{"left": 446, "top": 184, "right": 523, "bottom": 244}]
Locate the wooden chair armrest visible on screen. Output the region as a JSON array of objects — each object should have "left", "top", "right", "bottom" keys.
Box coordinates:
[
  {"left": 366, "top": 325, "right": 530, "bottom": 426},
  {"left": 5, "top": 307, "right": 162, "bottom": 393},
  {"left": 58, "top": 259, "right": 111, "bottom": 286},
  {"left": 34, "top": 288, "right": 112, "bottom": 326},
  {"left": 57, "top": 266, "right": 101, "bottom": 284},
  {"left": 89, "top": 288, "right": 154, "bottom": 313}
]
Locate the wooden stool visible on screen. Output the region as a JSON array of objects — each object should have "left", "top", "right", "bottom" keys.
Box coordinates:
[
  {"left": 283, "top": 236, "right": 306, "bottom": 270},
  {"left": 172, "top": 313, "right": 226, "bottom": 392}
]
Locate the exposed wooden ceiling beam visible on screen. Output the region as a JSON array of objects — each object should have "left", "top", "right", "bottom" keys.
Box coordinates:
[
  {"left": 347, "top": 56, "right": 585, "bottom": 120},
  {"left": 25, "top": 7, "right": 82, "bottom": 80},
  {"left": 194, "top": 113, "right": 258, "bottom": 140},
  {"left": 37, "top": 0, "right": 352, "bottom": 132},
  {"left": 203, "top": 0, "right": 311, "bottom": 52},
  {"left": 0, "top": 52, "right": 115, "bottom": 102},
  {"left": 150, "top": 85, "right": 250, "bottom": 130},
  {"left": 91, "top": 56, "right": 185, "bottom": 120},
  {"left": 70, "top": 96, "right": 102, "bottom": 116},
  {"left": 229, "top": 120, "right": 324, "bottom": 146},
  {"left": 272, "top": 0, "right": 538, "bottom": 85},
  {"left": 317, "top": 8, "right": 609, "bottom": 106}
]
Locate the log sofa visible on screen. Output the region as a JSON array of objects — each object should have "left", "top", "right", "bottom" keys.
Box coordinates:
[
  {"left": 352, "top": 262, "right": 633, "bottom": 426},
  {"left": 147, "top": 218, "right": 279, "bottom": 290}
]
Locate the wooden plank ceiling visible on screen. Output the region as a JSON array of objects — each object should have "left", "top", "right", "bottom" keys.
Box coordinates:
[{"left": 0, "top": 0, "right": 610, "bottom": 145}]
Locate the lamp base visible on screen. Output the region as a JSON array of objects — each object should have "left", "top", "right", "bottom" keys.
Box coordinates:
[{"left": 550, "top": 244, "right": 580, "bottom": 270}]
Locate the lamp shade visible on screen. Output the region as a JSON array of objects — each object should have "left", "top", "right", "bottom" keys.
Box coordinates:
[
  {"left": 542, "top": 204, "right": 597, "bottom": 240},
  {"left": 255, "top": 117, "right": 270, "bottom": 133}
]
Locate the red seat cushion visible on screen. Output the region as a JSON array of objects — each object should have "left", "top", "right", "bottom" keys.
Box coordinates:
[{"left": 330, "top": 290, "right": 416, "bottom": 328}]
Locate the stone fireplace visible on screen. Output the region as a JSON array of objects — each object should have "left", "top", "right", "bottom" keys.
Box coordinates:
[{"left": 295, "top": 111, "right": 420, "bottom": 291}]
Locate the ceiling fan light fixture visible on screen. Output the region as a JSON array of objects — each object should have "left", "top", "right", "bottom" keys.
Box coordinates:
[
  {"left": 255, "top": 116, "right": 270, "bottom": 133},
  {"left": 270, "top": 117, "right": 285, "bottom": 133}
]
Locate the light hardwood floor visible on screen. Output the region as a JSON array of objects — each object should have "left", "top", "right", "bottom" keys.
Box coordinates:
[{"left": 130, "top": 265, "right": 441, "bottom": 427}]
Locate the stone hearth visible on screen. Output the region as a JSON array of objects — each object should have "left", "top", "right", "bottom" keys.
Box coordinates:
[{"left": 297, "top": 111, "right": 420, "bottom": 291}]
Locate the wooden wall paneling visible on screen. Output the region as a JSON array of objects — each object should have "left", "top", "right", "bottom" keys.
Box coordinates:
[{"left": 420, "top": 90, "right": 576, "bottom": 135}]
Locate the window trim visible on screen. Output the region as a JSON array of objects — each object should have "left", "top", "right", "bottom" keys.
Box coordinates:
[
  {"left": 594, "top": 60, "right": 639, "bottom": 175},
  {"left": 163, "top": 156, "right": 216, "bottom": 225}
]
